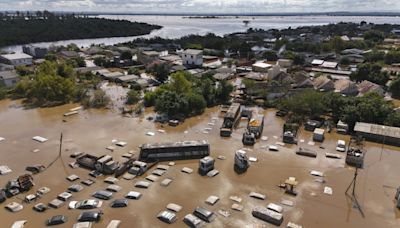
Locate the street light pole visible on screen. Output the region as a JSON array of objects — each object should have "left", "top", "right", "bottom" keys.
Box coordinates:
[{"left": 380, "top": 126, "right": 386, "bottom": 161}]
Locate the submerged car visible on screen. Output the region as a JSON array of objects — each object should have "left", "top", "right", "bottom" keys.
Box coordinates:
[
  {"left": 46, "top": 215, "right": 67, "bottom": 226},
  {"left": 110, "top": 199, "right": 128, "bottom": 208},
  {"left": 69, "top": 199, "right": 103, "bottom": 209},
  {"left": 77, "top": 211, "right": 103, "bottom": 222},
  {"left": 183, "top": 213, "right": 205, "bottom": 228},
  {"left": 336, "top": 140, "right": 346, "bottom": 152},
  {"left": 157, "top": 210, "right": 177, "bottom": 224},
  {"left": 5, "top": 202, "right": 23, "bottom": 212},
  {"left": 92, "top": 190, "right": 113, "bottom": 200}
]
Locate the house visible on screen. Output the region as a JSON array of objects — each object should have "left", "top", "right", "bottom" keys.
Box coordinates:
[
  {"left": 334, "top": 79, "right": 358, "bottom": 96},
  {"left": 291, "top": 72, "right": 313, "bottom": 89},
  {"left": 341, "top": 54, "right": 364, "bottom": 64},
  {"left": 252, "top": 62, "right": 272, "bottom": 73},
  {"left": 321, "top": 61, "right": 338, "bottom": 69},
  {"left": 341, "top": 49, "right": 365, "bottom": 55},
  {"left": 0, "top": 53, "right": 33, "bottom": 66},
  {"left": 267, "top": 65, "right": 282, "bottom": 80},
  {"left": 138, "top": 51, "right": 160, "bottom": 64},
  {"left": 354, "top": 122, "right": 400, "bottom": 146},
  {"left": 311, "top": 59, "right": 324, "bottom": 66},
  {"left": 277, "top": 59, "right": 293, "bottom": 68},
  {"left": 357, "top": 80, "right": 385, "bottom": 96},
  {"left": 182, "top": 49, "right": 203, "bottom": 67},
  {"left": 244, "top": 72, "right": 267, "bottom": 81},
  {"left": 0, "top": 70, "right": 20, "bottom": 87},
  {"left": 115, "top": 74, "right": 140, "bottom": 83},
  {"left": 22, "top": 45, "right": 48, "bottom": 58},
  {"left": 313, "top": 75, "right": 334, "bottom": 92},
  {"left": 0, "top": 63, "right": 14, "bottom": 71},
  {"left": 59, "top": 50, "right": 79, "bottom": 59}
]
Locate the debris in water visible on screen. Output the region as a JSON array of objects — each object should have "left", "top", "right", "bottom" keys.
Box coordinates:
[
  {"left": 310, "top": 170, "right": 324, "bottom": 177},
  {"left": 218, "top": 209, "right": 230, "bottom": 217},
  {"left": 261, "top": 136, "right": 268, "bottom": 141},
  {"left": 32, "top": 136, "right": 48, "bottom": 143},
  {"left": 181, "top": 167, "right": 193, "bottom": 174},
  {"left": 0, "top": 137, "right": 5, "bottom": 142},
  {"left": 281, "top": 199, "right": 294, "bottom": 207},
  {"left": 0, "top": 165, "right": 12, "bottom": 175},
  {"left": 249, "top": 157, "right": 258, "bottom": 162},
  {"left": 231, "top": 203, "right": 244, "bottom": 211},
  {"left": 324, "top": 186, "right": 333, "bottom": 195},
  {"left": 217, "top": 155, "right": 226, "bottom": 160},
  {"left": 146, "top": 132, "right": 155, "bottom": 136},
  {"left": 229, "top": 196, "right": 242, "bottom": 203}
]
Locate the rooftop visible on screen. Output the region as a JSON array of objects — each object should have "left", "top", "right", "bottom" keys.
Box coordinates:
[
  {"left": 0, "top": 70, "right": 19, "bottom": 80},
  {"left": 140, "top": 140, "right": 209, "bottom": 149},
  {"left": 1, "top": 53, "right": 32, "bottom": 60},
  {"left": 354, "top": 122, "right": 400, "bottom": 139},
  {"left": 183, "top": 49, "right": 203, "bottom": 55}
]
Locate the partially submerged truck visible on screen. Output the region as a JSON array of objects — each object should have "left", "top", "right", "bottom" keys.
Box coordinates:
[
  {"left": 220, "top": 103, "right": 241, "bottom": 137},
  {"left": 282, "top": 123, "right": 299, "bottom": 144},
  {"left": 242, "top": 114, "right": 265, "bottom": 146}
]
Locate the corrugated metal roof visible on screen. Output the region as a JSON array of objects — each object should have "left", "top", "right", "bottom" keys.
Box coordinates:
[{"left": 354, "top": 122, "right": 400, "bottom": 139}]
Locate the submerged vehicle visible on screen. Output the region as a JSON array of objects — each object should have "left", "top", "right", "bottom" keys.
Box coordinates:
[
  {"left": 282, "top": 123, "right": 299, "bottom": 144},
  {"left": 139, "top": 140, "right": 209, "bottom": 163},
  {"left": 242, "top": 114, "right": 265, "bottom": 146},
  {"left": 220, "top": 103, "right": 241, "bottom": 137},
  {"left": 345, "top": 136, "right": 365, "bottom": 168},
  {"left": 234, "top": 150, "right": 249, "bottom": 173},
  {"left": 198, "top": 156, "right": 215, "bottom": 176},
  {"left": 252, "top": 206, "right": 283, "bottom": 226}
]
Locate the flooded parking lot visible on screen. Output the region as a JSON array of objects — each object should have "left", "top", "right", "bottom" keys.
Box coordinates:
[{"left": 1, "top": 98, "right": 400, "bottom": 227}]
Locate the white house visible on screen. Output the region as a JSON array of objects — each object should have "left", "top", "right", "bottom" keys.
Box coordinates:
[
  {"left": 252, "top": 62, "right": 272, "bottom": 73},
  {"left": 182, "top": 49, "right": 203, "bottom": 67},
  {"left": 0, "top": 70, "right": 20, "bottom": 87},
  {"left": 0, "top": 53, "right": 33, "bottom": 66}
]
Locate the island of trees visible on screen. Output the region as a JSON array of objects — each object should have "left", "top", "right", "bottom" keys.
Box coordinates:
[{"left": 0, "top": 11, "right": 161, "bottom": 47}]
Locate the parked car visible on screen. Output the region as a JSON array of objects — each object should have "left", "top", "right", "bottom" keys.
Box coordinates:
[
  {"left": 157, "top": 210, "right": 177, "bottom": 224},
  {"left": 69, "top": 199, "right": 103, "bottom": 209},
  {"left": 72, "top": 222, "right": 92, "bottom": 228},
  {"left": 33, "top": 203, "right": 48, "bottom": 212},
  {"left": 92, "top": 190, "right": 113, "bottom": 200},
  {"left": 68, "top": 184, "right": 84, "bottom": 192},
  {"left": 183, "top": 213, "right": 205, "bottom": 228},
  {"left": 336, "top": 140, "right": 346, "bottom": 152},
  {"left": 0, "top": 189, "right": 6, "bottom": 203},
  {"left": 106, "top": 220, "right": 121, "bottom": 228},
  {"left": 125, "top": 191, "right": 142, "bottom": 200},
  {"left": 77, "top": 211, "right": 103, "bottom": 222},
  {"left": 110, "top": 199, "right": 128, "bottom": 208},
  {"left": 46, "top": 215, "right": 67, "bottom": 226},
  {"left": 193, "top": 207, "right": 214, "bottom": 223},
  {"left": 5, "top": 202, "right": 23, "bottom": 212}
]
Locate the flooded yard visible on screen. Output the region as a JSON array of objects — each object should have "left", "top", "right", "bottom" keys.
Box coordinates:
[{"left": 0, "top": 98, "right": 400, "bottom": 227}]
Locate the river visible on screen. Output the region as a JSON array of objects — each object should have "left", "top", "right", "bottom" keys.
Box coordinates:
[
  {"left": 0, "top": 98, "right": 400, "bottom": 227},
  {"left": 3, "top": 15, "right": 400, "bottom": 53}
]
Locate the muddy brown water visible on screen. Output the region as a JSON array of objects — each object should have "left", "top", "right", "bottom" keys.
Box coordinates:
[{"left": 1, "top": 99, "right": 400, "bottom": 228}]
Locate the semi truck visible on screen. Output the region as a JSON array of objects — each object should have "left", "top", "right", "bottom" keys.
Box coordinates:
[
  {"left": 242, "top": 114, "right": 265, "bottom": 146},
  {"left": 220, "top": 103, "right": 241, "bottom": 137}
]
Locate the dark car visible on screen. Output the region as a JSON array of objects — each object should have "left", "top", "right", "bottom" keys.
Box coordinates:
[
  {"left": 33, "top": 203, "right": 48, "bottom": 212},
  {"left": 81, "top": 179, "right": 95, "bottom": 186},
  {"left": 77, "top": 210, "right": 103, "bottom": 222},
  {"left": 68, "top": 184, "right": 84, "bottom": 193},
  {"left": 110, "top": 199, "right": 128, "bottom": 208},
  {"left": 0, "top": 189, "right": 6, "bottom": 203},
  {"left": 25, "top": 165, "right": 45, "bottom": 174},
  {"left": 92, "top": 190, "right": 113, "bottom": 200},
  {"left": 46, "top": 215, "right": 67, "bottom": 226},
  {"left": 193, "top": 207, "right": 214, "bottom": 223}
]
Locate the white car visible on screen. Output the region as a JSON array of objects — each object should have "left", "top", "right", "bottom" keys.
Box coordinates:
[
  {"left": 69, "top": 199, "right": 103, "bottom": 209},
  {"left": 269, "top": 145, "right": 279, "bottom": 151},
  {"left": 336, "top": 140, "right": 346, "bottom": 152}
]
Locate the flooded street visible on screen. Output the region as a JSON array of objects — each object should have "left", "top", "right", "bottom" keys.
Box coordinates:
[{"left": 1, "top": 98, "right": 400, "bottom": 227}]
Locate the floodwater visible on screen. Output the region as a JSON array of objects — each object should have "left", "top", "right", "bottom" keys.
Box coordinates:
[
  {"left": 4, "top": 15, "right": 400, "bottom": 53},
  {"left": 0, "top": 98, "right": 400, "bottom": 227}
]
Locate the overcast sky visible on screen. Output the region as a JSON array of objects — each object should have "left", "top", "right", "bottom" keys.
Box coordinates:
[{"left": 0, "top": 0, "right": 398, "bottom": 13}]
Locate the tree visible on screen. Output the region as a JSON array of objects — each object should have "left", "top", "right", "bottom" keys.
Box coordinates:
[
  {"left": 83, "top": 90, "right": 110, "bottom": 108},
  {"left": 120, "top": 51, "right": 132, "bottom": 60},
  {"left": 279, "top": 89, "right": 325, "bottom": 119},
  {"left": 329, "top": 36, "right": 345, "bottom": 53},
  {"left": 185, "top": 92, "right": 206, "bottom": 115},
  {"left": 168, "top": 72, "right": 191, "bottom": 94},
  {"left": 155, "top": 91, "right": 188, "bottom": 118},
  {"left": 385, "top": 112, "right": 400, "bottom": 127},
  {"left": 215, "top": 80, "right": 233, "bottom": 104},
  {"left": 350, "top": 63, "right": 389, "bottom": 86},
  {"left": 128, "top": 67, "right": 140, "bottom": 75},
  {"left": 389, "top": 77, "right": 400, "bottom": 99},
  {"left": 363, "top": 30, "right": 385, "bottom": 43},
  {"left": 126, "top": 89, "right": 140, "bottom": 105},
  {"left": 385, "top": 50, "right": 400, "bottom": 65},
  {"left": 148, "top": 63, "right": 170, "bottom": 83}
]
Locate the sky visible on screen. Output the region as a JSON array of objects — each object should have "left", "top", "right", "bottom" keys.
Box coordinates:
[{"left": 0, "top": 0, "right": 398, "bottom": 14}]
